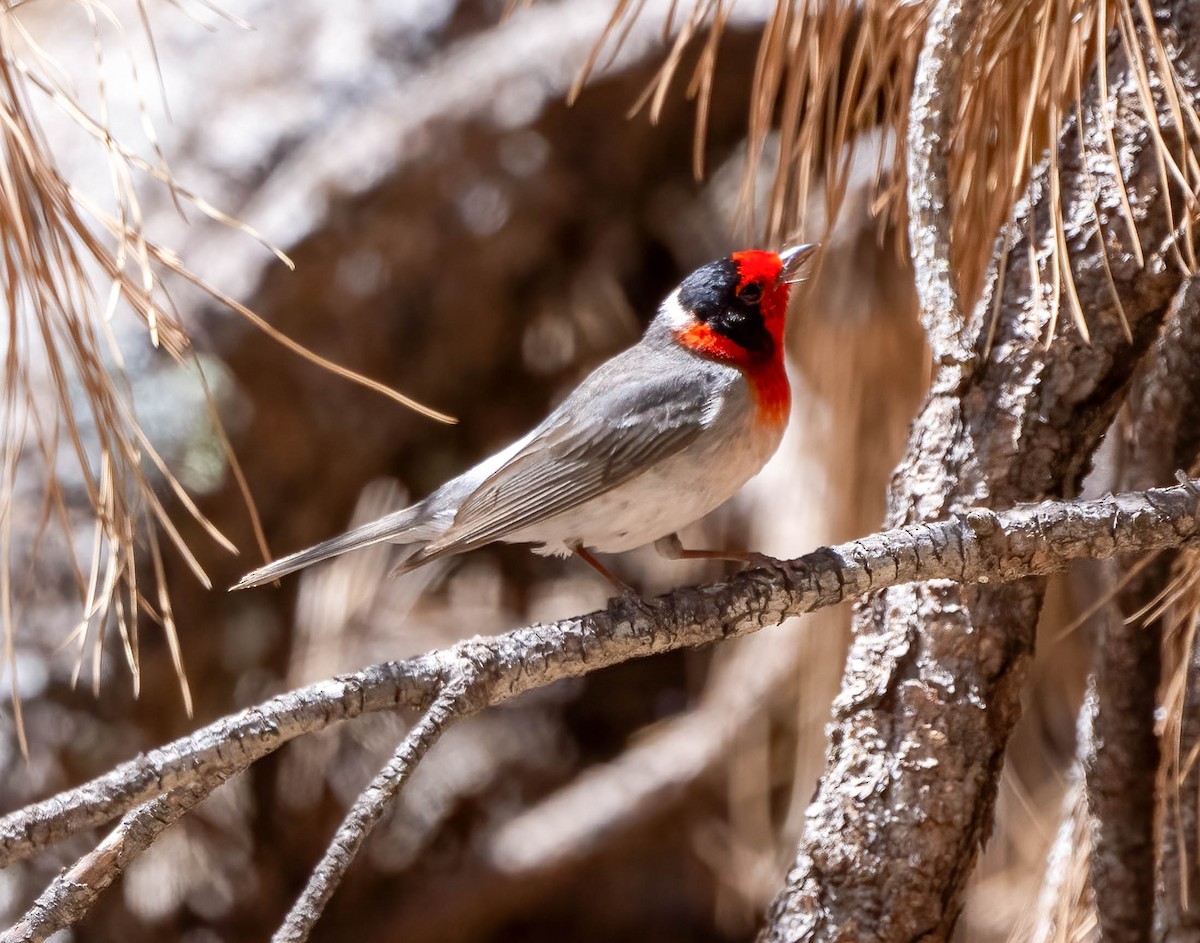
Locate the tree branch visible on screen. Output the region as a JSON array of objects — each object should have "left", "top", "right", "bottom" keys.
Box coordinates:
[
  {"left": 906, "top": 0, "right": 981, "bottom": 368},
  {"left": 273, "top": 687, "right": 465, "bottom": 942},
  {"left": 0, "top": 662, "right": 445, "bottom": 868},
  {"left": 1088, "top": 276, "right": 1200, "bottom": 942},
  {"left": 3, "top": 481, "right": 1200, "bottom": 940},
  {"left": 761, "top": 2, "right": 1200, "bottom": 939},
  {"left": 2, "top": 779, "right": 232, "bottom": 943}
]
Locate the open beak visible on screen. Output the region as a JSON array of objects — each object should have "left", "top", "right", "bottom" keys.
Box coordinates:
[{"left": 777, "top": 243, "right": 819, "bottom": 282}]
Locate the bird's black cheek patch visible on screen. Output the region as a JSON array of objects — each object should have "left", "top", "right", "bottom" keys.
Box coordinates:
[{"left": 708, "top": 310, "right": 774, "bottom": 357}]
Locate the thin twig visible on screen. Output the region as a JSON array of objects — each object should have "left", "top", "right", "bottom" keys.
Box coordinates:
[
  {"left": 0, "top": 661, "right": 445, "bottom": 868},
  {"left": 273, "top": 687, "right": 467, "bottom": 942},
  {"left": 2, "top": 779, "right": 228, "bottom": 943}
]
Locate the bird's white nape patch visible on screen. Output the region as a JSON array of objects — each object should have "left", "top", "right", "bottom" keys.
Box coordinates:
[{"left": 657, "top": 288, "right": 694, "bottom": 331}]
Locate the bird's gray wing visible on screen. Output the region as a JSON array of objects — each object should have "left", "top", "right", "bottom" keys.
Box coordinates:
[{"left": 409, "top": 361, "right": 718, "bottom": 562}]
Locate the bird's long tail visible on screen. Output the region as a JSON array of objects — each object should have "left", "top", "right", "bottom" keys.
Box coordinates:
[{"left": 231, "top": 504, "right": 432, "bottom": 591}]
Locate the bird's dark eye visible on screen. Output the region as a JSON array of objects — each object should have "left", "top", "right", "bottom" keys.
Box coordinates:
[{"left": 740, "top": 283, "right": 763, "bottom": 305}]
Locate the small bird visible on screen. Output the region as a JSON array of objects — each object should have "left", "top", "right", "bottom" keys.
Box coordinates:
[{"left": 233, "top": 244, "right": 817, "bottom": 593}]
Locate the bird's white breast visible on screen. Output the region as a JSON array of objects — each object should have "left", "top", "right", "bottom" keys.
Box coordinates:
[{"left": 507, "top": 370, "right": 784, "bottom": 556}]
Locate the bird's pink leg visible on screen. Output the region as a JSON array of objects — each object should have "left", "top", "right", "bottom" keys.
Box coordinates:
[
  {"left": 571, "top": 544, "right": 638, "bottom": 597},
  {"left": 653, "top": 533, "right": 780, "bottom": 570}
]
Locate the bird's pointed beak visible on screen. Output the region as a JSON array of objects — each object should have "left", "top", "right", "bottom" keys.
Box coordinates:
[{"left": 777, "top": 243, "right": 819, "bottom": 282}]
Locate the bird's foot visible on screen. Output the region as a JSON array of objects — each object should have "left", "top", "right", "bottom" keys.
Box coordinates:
[{"left": 604, "top": 586, "right": 656, "bottom": 621}]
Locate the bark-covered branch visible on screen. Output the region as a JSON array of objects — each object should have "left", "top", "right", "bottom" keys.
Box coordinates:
[
  {"left": 906, "top": 0, "right": 980, "bottom": 368},
  {"left": 1088, "top": 277, "right": 1200, "bottom": 943},
  {"left": 3, "top": 480, "right": 1200, "bottom": 940},
  {"left": 3, "top": 781, "right": 228, "bottom": 943},
  {"left": 0, "top": 664, "right": 444, "bottom": 869},
  {"left": 273, "top": 688, "right": 464, "bottom": 942},
  {"left": 761, "top": 1, "right": 1200, "bottom": 939}
]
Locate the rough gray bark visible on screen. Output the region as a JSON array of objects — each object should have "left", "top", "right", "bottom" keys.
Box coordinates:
[
  {"left": 1160, "top": 613, "right": 1200, "bottom": 943},
  {"left": 1146, "top": 281, "right": 1200, "bottom": 943},
  {"left": 1088, "top": 596, "right": 1161, "bottom": 943},
  {"left": 760, "top": 3, "right": 1200, "bottom": 940},
  {"left": 4, "top": 480, "right": 1200, "bottom": 942},
  {"left": 3, "top": 781, "right": 225, "bottom": 943},
  {"left": 272, "top": 688, "right": 463, "bottom": 943},
  {"left": 905, "top": 0, "right": 980, "bottom": 368},
  {"left": 1090, "top": 277, "right": 1200, "bottom": 943}
]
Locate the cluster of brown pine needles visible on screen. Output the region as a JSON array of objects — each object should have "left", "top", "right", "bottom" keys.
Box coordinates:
[{"left": 0, "top": 1, "right": 455, "bottom": 756}]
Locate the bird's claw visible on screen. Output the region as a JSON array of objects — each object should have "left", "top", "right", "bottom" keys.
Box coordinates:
[{"left": 740, "top": 551, "right": 785, "bottom": 571}]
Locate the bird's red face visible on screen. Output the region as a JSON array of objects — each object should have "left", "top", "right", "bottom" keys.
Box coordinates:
[{"left": 669, "top": 246, "right": 815, "bottom": 424}]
